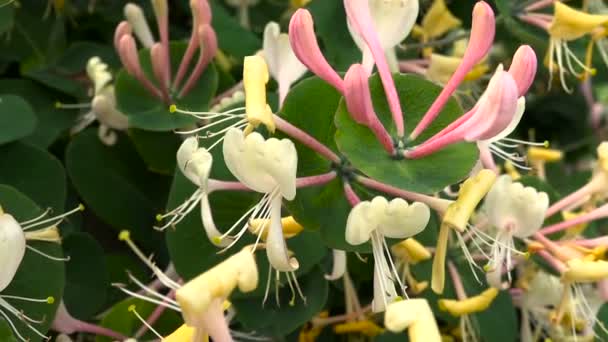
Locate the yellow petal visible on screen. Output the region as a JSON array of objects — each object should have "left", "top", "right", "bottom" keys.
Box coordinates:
[
  {"left": 548, "top": 2, "right": 608, "bottom": 41},
  {"left": 243, "top": 55, "right": 275, "bottom": 133},
  {"left": 437, "top": 288, "right": 499, "bottom": 317},
  {"left": 562, "top": 258, "right": 608, "bottom": 282},
  {"left": 384, "top": 299, "right": 442, "bottom": 342},
  {"left": 391, "top": 238, "right": 431, "bottom": 264},
  {"left": 248, "top": 216, "right": 304, "bottom": 240},
  {"left": 163, "top": 324, "right": 198, "bottom": 342},
  {"left": 333, "top": 320, "right": 384, "bottom": 337},
  {"left": 527, "top": 147, "right": 563, "bottom": 163},
  {"left": 421, "top": 0, "right": 462, "bottom": 40},
  {"left": 24, "top": 226, "right": 61, "bottom": 243}
]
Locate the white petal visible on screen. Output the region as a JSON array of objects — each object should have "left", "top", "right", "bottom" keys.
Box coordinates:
[
  {"left": 177, "top": 137, "right": 213, "bottom": 188},
  {"left": 0, "top": 214, "right": 26, "bottom": 292},
  {"left": 263, "top": 22, "right": 307, "bottom": 91},
  {"left": 265, "top": 196, "right": 299, "bottom": 272},
  {"left": 482, "top": 97, "right": 526, "bottom": 143},
  {"left": 347, "top": 0, "right": 419, "bottom": 52},
  {"left": 345, "top": 201, "right": 376, "bottom": 245},
  {"left": 92, "top": 87, "right": 129, "bottom": 130},
  {"left": 222, "top": 128, "right": 298, "bottom": 199}
]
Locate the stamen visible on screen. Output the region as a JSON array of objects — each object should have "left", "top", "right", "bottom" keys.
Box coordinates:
[
  {"left": 170, "top": 104, "right": 246, "bottom": 119},
  {"left": 114, "top": 285, "right": 181, "bottom": 312},
  {"left": 21, "top": 204, "right": 85, "bottom": 231},
  {"left": 128, "top": 305, "right": 164, "bottom": 340},
  {"left": 0, "top": 298, "right": 49, "bottom": 340},
  {"left": 126, "top": 273, "right": 179, "bottom": 306},
  {"left": 0, "top": 295, "right": 54, "bottom": 304},
  {"left": 19, "top": 208, "right": 52, "bottom": 225},
  {"left": 154, "top": 190, "right": 203, "bottom": 230},
  {"left": 26, "top": 245, "right": 70, "bottom": 261},
  {"left": 262, "top": 266, "right": 273, "bottom": 307}
]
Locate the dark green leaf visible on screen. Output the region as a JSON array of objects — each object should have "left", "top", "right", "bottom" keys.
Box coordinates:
[{"left": 0, "top": 95, "right": 37, "bottom": 145}]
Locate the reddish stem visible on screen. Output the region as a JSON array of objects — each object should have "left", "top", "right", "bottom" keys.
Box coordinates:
[{"left": 273, "top": 115, "right": 341, "bottom": 163}]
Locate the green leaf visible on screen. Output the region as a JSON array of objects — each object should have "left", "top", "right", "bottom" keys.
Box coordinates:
[
  {"left": 95, "top": 297, "right": 182, "bottom": 342},
  {"left": 0, "top": 142, "right": 66, "bottom": 211},
  {"left": 0, "top": 95, "right": 37, "bottom": 145},
  {"left": 0, "top": 4, "right": 14, "bottom": 35},
  {"left": 62, "top": 232, "right": 109, "bottom": 320},
  {"left": 0, "top": 79, "right": 78, "bottom": 148},
  {"left": 0, "top": 319, "right": 17, "bottom": 342},
  {"left": 595, "top": 303, "right": 608, "bottom": 340},
  {"left": 0, "top": 185, "right": 64, "bottom": 342},
  {"left": 65, "top": 129, "right": 166, "bottom": 249},
  {"left": 115, "top": 43, "right": 218, "bottom": 131},
  {"left": 335, "top": 73, "right": 478, "bottom": 193},
  {"left": 232, "top": 266, "right": 329, "bottom": 337},
  {"left": 128, "top": 129, "right": 181, "bottom": 175},
  {"left": 474, "top": 291, "right": 518, "bottom": 342},
  {"left": 209, "top": 0, "right": 261, "bottom": 59}
]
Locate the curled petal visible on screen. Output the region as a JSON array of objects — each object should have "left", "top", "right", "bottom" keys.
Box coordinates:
[
  {"left": 266, "top": 196, "right": 300, "bottom": 272},
  {"left": 124, "top": 3, "right": 155, "bottom": 48},
  {"left": 289, "top": 9, "right": 344, "bottom": 93},
  {"left": 0, "top": 213, "right": 26, "bottom": 292}
]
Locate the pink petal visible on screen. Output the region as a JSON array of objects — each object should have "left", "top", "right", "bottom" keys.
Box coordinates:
[
  {"left": 507, "top": 45, "right": 537, "bottom": 96},
  {"left": 410, "top": 1, "right": 495, "bottom": 140}
]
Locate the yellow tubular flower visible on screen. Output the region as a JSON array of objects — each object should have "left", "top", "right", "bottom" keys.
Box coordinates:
[
  {"left": 392, "top": 238, "right": 431, "bottom": 264},
  {"left": 175, "top": 247, "right": 259, "bottom": 328},
  {"left": 561, "top": 210, "right": 590, "bottom": 237},
  {"left": 504, "top": 161, "right": 521, "bottom": 180},
  {"left": 333, "top": 320, "right": 384, "bottom": 337},
  {"left": 420, "top": 0, "right": 462, "bottom": 56},
  {"left": 442, "top": 169, "right": 497, "bottom": 233},
  {"left": 549, "top": 2, "right": 608, "bottom": 41},
  {"left": 384, "top": 299, "right": 442, "bottom": 342},
  {"left": 562, "top": 259, "right": 608, "bottom": 282},
  {"left": 527, "top": 147, "right": 563, "bottom": 163},
  {"left": 248, "top": 216, "right": 304, "bottom": 240},
  {"left": 438, "top": 288, "right": 499, "bottom": 317},
  {"left": 432, "top": 169, "right": 497, "bottom": 294},
  {"left": 243, "top": 55, "right": 275, "bottom": 134}
]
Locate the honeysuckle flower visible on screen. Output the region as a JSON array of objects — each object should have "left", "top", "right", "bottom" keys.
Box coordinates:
[
  {"left": 325, "top": 249, "right": 347, "bottom": 281},
  {"left": 545, "top": 2, "right": 608, "bottom": 92},
  {"left": 263, "top": 22, "right": 307, "bottom": 106},
  {"left": 344, "top": 0, "right": 405, "bottom": 137},
  {"left": 410, "top": 1, "right": 495, "bottom": 141},
  {"left": 346, "top": 0, "right": 419, "bottom": 73},
  {"left": 221, "top": 127, "right": 299, "bottom": 274},
  {"left": 117, "top": 231, "right": 262, "bottom": 342},
  {"left": 171, "top": 55, "right": 274, "bottom": 144},
  {"left": 62, "top": 57, "right": 129, "bottom": 145},
  {"left": 124, "top": 3, "right": 154, "bottom": 48},
  {"left": 481, "top": 175, "right": 549, "bottom": 288},
  {"left": 528, "top": 146, "right": 564, "bottom": 180},
  {"left": 414, "top": 0, "right": 461, "bottom": 57},
  {"left": 0, "top": 205, "right": 82, "bottom": 341},
  {"left": 518, "top": 270, "right": 563, "bottom": 342},
  {"left": 391, "top": 238, "right": 431, "bottom": 294},
  {"left": 405, "top": 65, "right": 520, "bottom": 159},
  {"left": 384, "top": 299, "right": 442, "bottom": 341},
  {"left": 114, "top": 0, "right": 217, "bottom": 103},
  {"left": 432, "top": 169, "right": 497, "bottom": 294},
  {"left": 345, "top": 196, "right": 430, "bottom": 312}
]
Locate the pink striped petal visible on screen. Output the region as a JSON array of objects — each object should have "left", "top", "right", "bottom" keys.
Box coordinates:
[{"left": 507, "top": 45, "right": 537, "bottom": 96}]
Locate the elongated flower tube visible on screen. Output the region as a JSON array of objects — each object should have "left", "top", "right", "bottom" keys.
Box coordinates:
[
  {"left": 289, "top": 9, "right": 345, "bottom": 93},
  {"left": 405, "top": 66, "right": 519, "bottom": 159},
  {"left": 222, "top": 128, "right": 299, "bottom": 272},
  {"left": 113, "top": 21, "right": 132, "bottom": 53},
  {"left": 410, "top": 1, "right": 495, "bottom": 141},
  {"left": 344, "top": 0, "right": 405, "bottom": 137},
  {"left": 483, "top": 175, "right": 549, "bottom": 288},
  {"left": 346, "top": 0, "right": 419, "bottom": 72},
  {"left": 344, "top": 64, "right": 395, "bottom": 154},
  {"left": 384, "top": 299, "right": 442, "bottom": 341},
  {"left": 124, "top": 3, "right": 155, "bottom": 48},
  {"left": 562, "top": 259, "right": 608, "bottom": 283},
  {"left": 178, "top": 24, "right": 218, "bottom": 99},
  {"left": 346, "top": 196, "right": 430, "bottom": 312},
  {"left": 151, "top": 0, "right": 170, "bottom": 86},
  {"left": 242, "top": 55, "right": 275, "bottom": 134},
  {"left": 432, "top": 169, "right": 496, "bottom": 294},
  {"left": 440, "top": 288, "right": 499, "bottom": 317},
  {"left": 263, "top": 22, "right": 307, "bottom": 106}
]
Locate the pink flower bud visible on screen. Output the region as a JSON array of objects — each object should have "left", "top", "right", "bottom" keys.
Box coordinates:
[
  {"left": 113, "top": 21, "right": 132, "bottom": 53},
  {"left": 507, "top": 45, "right": 537, "bottom": 96},
  {"left": 289, "top": 9, "right": 344, "bottom": 93}
]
